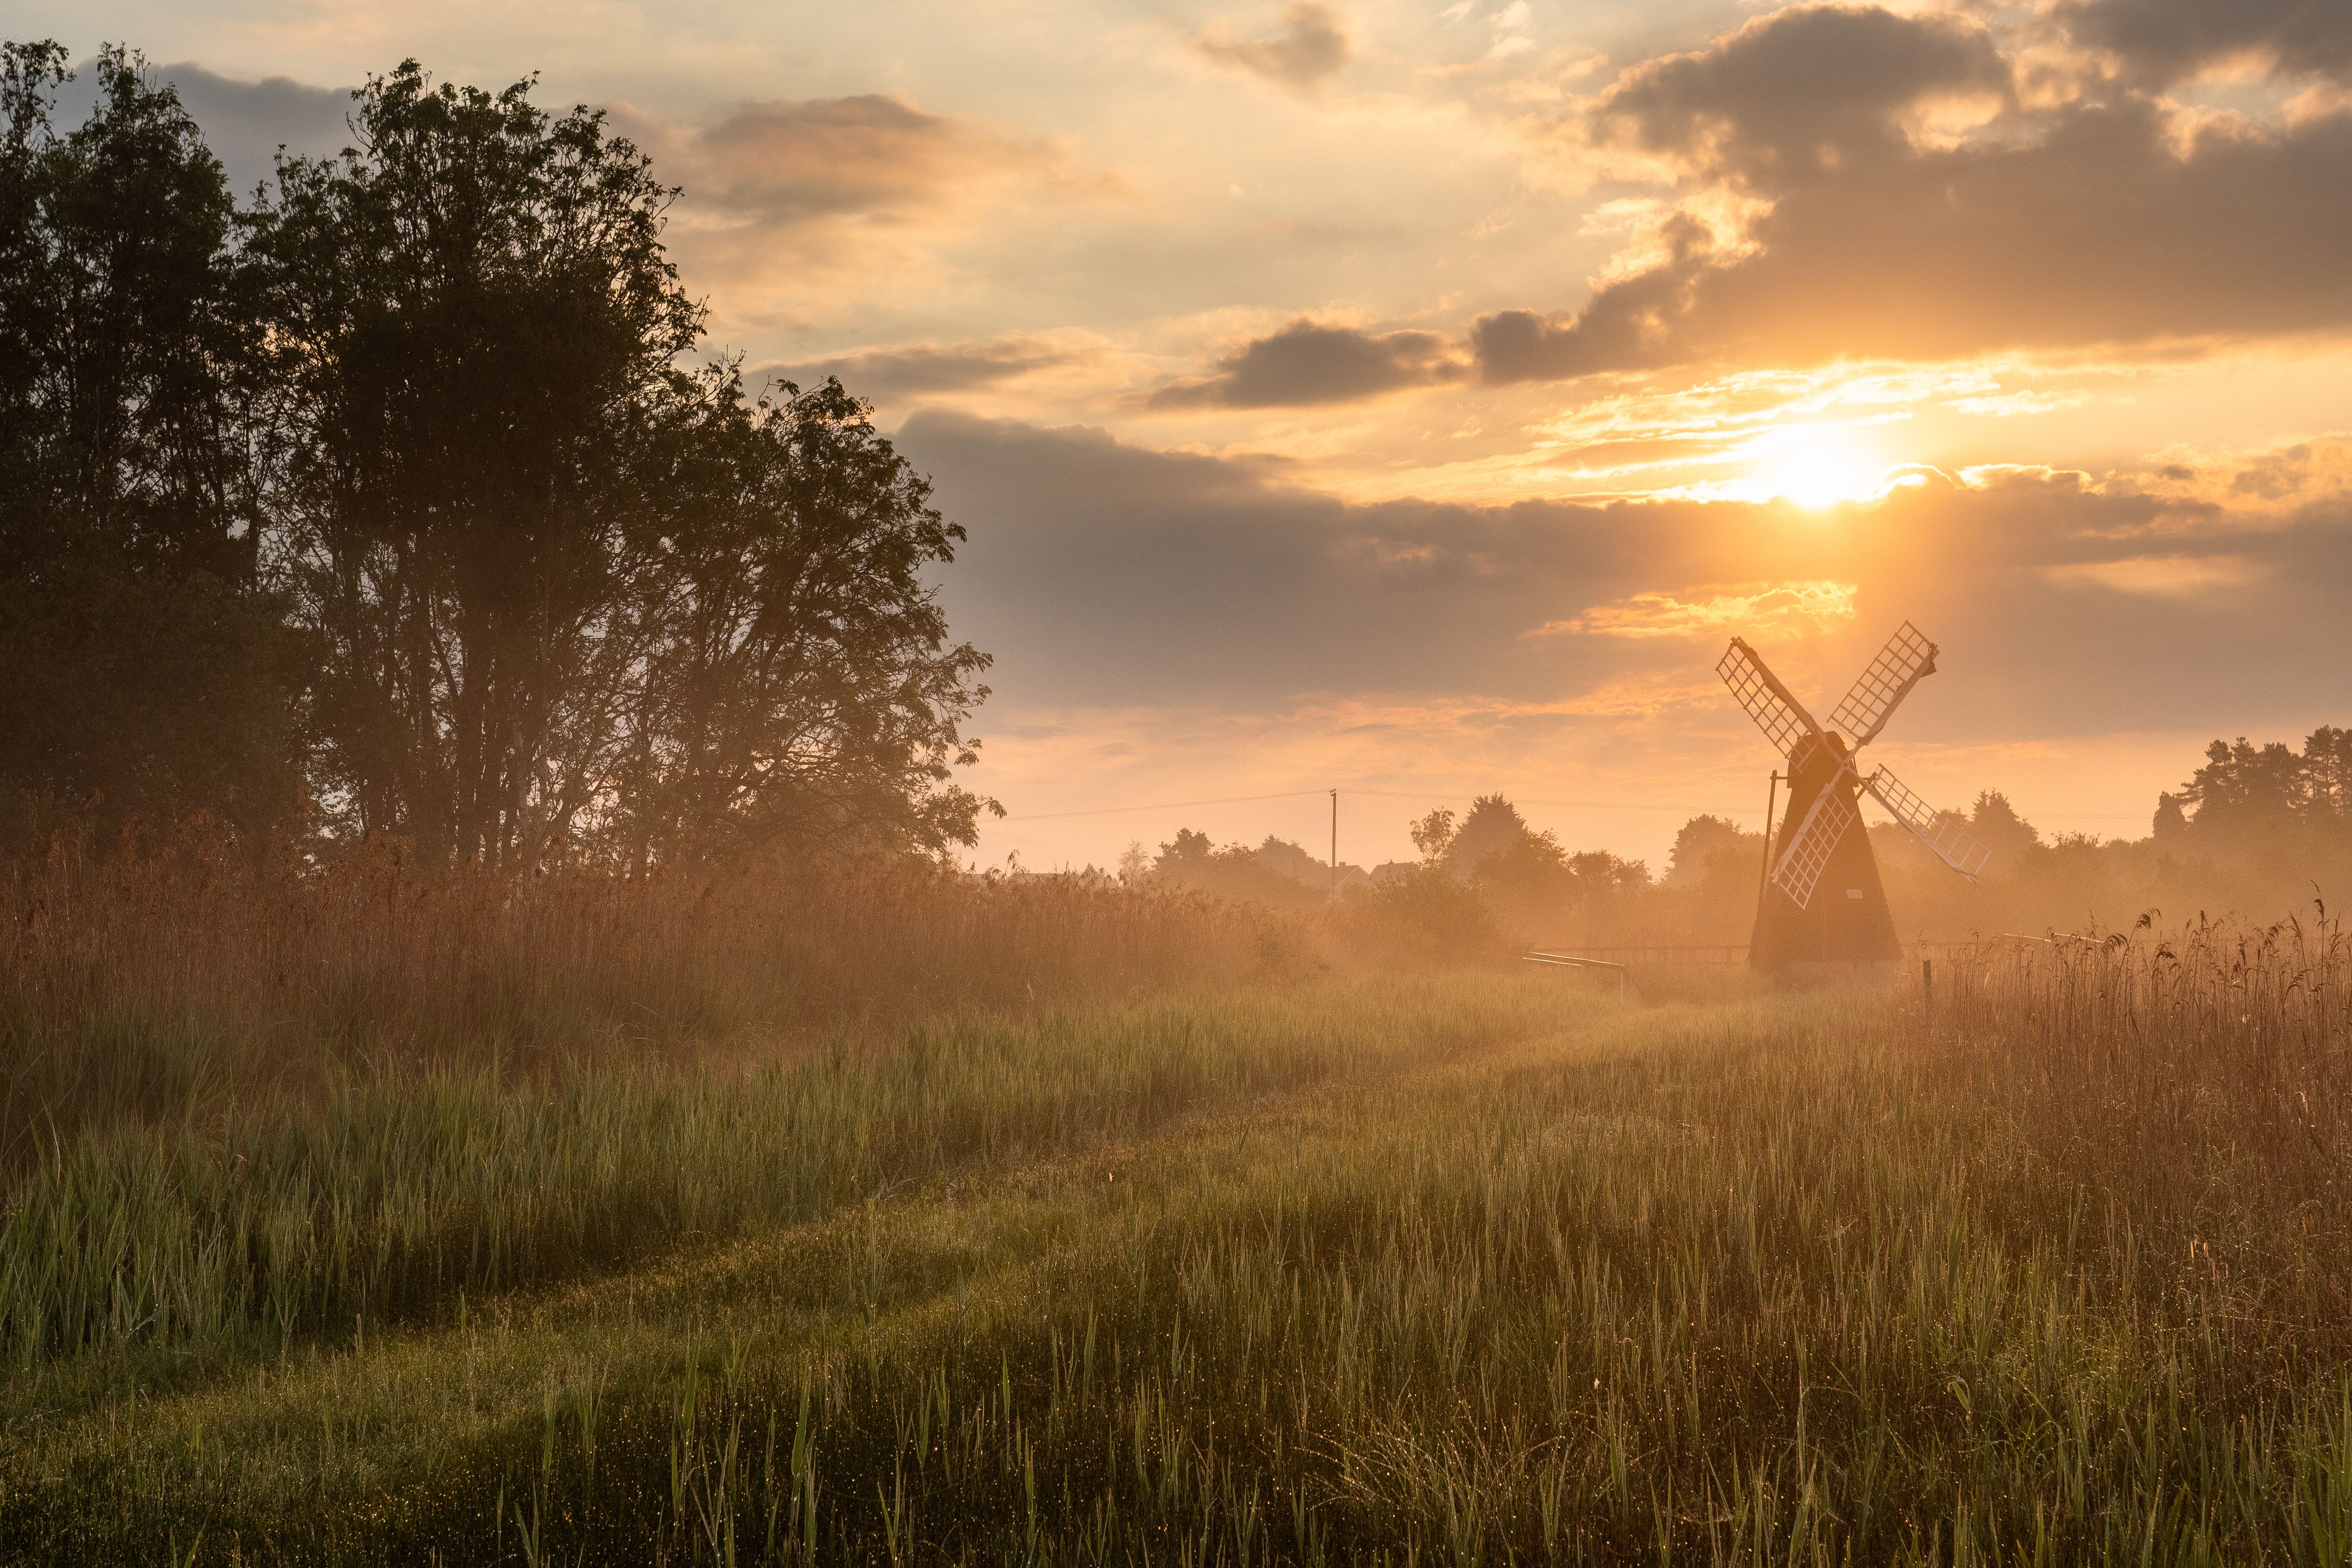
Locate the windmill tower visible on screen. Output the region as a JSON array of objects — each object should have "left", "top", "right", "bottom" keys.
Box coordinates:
[{"left": 1717, "top": 622, "right": 1991, "bottom": 972}]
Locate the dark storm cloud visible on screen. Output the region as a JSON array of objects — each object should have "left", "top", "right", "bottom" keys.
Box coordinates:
[
  {"left": 1194, "top": 2, "right": 1354, "bottom": 93},
  {"left": 1472, "top": 5, "right": 2352, "bottom": 383},
  {"left": 772, "top": 338, "right": 1078, "bottom": 401},
  {"left": 899, "top": 412, "right": 2352, "bottom": 744},
  {"left": 2055, "top": 0, "right": 2352, "bottom": 87},
  {"left": 1149, "top": 320, "right": 1462, "bottom": 409}
]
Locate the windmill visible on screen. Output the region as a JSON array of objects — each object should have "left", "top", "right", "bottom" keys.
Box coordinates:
[{"left": 1717, "top": 622, "right": 1990, "bottom": 971}]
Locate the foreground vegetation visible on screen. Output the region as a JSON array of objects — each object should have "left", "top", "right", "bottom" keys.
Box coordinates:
[{"left": 2, "top": 843, "right": 2349, "bottom": 1563}]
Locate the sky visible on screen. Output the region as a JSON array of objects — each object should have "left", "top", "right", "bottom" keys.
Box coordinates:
[{"left": 28, "top": 0, "right": 2352, "bottom": 874}]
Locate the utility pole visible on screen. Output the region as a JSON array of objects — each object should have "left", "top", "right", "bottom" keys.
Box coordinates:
[{"left": 1330, "top": 789, "right": 1339, "bottom": 897}]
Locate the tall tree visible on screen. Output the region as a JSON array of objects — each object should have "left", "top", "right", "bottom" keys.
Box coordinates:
[
  {"left": 2301, "top": 726, "right": 2352, "bottom": 826},
  {"left": 1444, "top": 793, "right": 1533, "bottom": 877},
  {"left": 2178, "top": 737, "right": 2308, "bottom": 843},
  {"left": 245, "top": 62, "right": 701, "bottom": 865},
  {"left": 1665, "top": 813, "right": 1754, "bottom": 887},
  {"left": 0, "top": 42, "right": 300, "bottom": 835},
  {"left": 610, "top": 370, "right": 992, "bottom": 862},
  {"left": 246, "top": 63, "right": 992, "bottom": 865}
]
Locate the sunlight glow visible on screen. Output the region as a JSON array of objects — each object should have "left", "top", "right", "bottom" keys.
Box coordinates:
[{"left": 1749, "top": 425, "right": 1887, "bottom": 508}]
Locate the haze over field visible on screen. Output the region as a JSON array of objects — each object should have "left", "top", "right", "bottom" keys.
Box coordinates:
[
  {"left": 19, "top": 0, "right": 2348, "bottom": 872},
  {"left": 15, "top": 16, "right": 2352, "bottom": 1557}
]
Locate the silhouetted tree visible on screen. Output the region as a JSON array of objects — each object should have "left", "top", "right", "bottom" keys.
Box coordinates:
[
  {"left": 1566, "top": 848, "right": 1651, "bottom": 897},
  {"left": 242, "top": 62, "right": 701, "bottom": 864},
  {"left": 2301, "top": 726, "right": 2352, "bottom": 825},
  {"left": 1149, "top": 828, "right": 1336, "bottom": 906},
  {"left": 1155, "top": 828, "right": 1215, "bottom": 876},
  {"left": 1444, "top": 794, "right": 1530, "bottom": 877},
  {"left": 1407, "top": 807, "right": 1455, "bottom": 863},
  {"left": 2178, "top": 737, "right": 2308, "bottom": 843},
  {"left": 606, "top": 371, "right": 992, "bottom": 862},
  {"left": 0, "top": 43, "right": 301, "bottom": 835},
  {"left": 2152, "top": 791, "right": 2189, "bottom": 840},
  {"left": 243, "top": 64, "right": 990, "bottom": 865},
  {"left": 1968, "top": 790, "right": 2041, "bottom": 862},
  {"left": 1666, "top": 813, "right": 1751, "bottom": 886}
]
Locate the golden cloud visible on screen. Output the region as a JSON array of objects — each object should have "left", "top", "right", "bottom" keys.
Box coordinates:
[
  {"left": 1529, "top": 580, "right": 1859, "bottom": 640},
  {"left": 603, "top": 93, "right": 1104, "bottom": 324},
  {"left": 2042, "top": 554, "right": 2267, "bottom": 594},
  {"left": 1475, "top": 5, "right": 2352, "bottom": 385}
]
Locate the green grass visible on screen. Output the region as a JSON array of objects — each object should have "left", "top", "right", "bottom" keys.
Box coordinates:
[{"left": 5, "top": 938, "right": 2352, "bottom": 1563}]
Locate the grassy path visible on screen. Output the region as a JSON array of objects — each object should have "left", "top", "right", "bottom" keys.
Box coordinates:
[
  {"left": 7, "top": 973, "right": 2352, "bottom": 1563},
  {"left": 0, "top": 974, "right": 1601, "bottom": 1559}
]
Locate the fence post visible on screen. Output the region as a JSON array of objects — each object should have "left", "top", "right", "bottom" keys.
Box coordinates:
[{"left": 1922, "top": 958, "right": 1935, "bottom": 1031}]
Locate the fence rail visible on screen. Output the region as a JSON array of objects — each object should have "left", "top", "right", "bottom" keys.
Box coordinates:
[{"left": 1526, "top": 941, "right": 1996, "bottom": 966}]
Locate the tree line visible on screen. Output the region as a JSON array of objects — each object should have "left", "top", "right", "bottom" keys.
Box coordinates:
[
  {"left": 1120, "top": 726, "right": 2352, "bottom": 947},
  {"left": 0, "top": 44, "right": 992, "bottom": 867}
]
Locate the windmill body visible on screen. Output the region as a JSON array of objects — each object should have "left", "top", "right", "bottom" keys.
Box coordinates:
[
  {"left": 1751, "top": 732, "right": 1900, "bottom": 969},
  {"left": 1717, "top": 622, "right": 1992, "bottom": 975}
]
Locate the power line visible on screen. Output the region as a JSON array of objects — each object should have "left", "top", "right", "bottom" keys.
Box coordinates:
[
  {"left": 1002, "top": 787, "right": 1761, "bottom": 822},
  {"left": 1000, "top": 787, "right": 2152, "bottom": 825},
  {"left": 1002, "top": 789, "right": 1329, "bottom": 822},
  {"left": 1343, "top": 788, "right": 1759, "bottom": 813}
]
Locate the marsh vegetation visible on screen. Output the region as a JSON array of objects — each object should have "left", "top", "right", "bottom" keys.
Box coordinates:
[
  {"left": 8, "top": 34, "right": 2352, "bottom": 1568},
  {"left": 4, "top": 846, "right": 2351, "bottom": 1564}
]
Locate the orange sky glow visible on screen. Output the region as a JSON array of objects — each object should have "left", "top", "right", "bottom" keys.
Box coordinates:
[{"left": 34, "top": 0, "right": 2351, "bottom": 876}]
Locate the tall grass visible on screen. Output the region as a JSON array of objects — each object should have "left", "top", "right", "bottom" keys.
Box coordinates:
[
  {"left": 0, "top": 981, "right": 1554, "bottom": 1368},
  {"left": 9, "top": 894, "right": 2352, "bottom": 1563},
  {"left": 0, "top": 828, "right": 1303, "bottom": 1166}
]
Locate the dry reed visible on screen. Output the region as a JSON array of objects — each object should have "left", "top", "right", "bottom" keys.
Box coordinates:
[{"left": 0, "top": 828, "right": 1302, "bottom": 1170}]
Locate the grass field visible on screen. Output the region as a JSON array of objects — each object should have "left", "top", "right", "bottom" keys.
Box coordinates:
[{"left": 3, "top": 862, "right": 2351, "bottom": 1563}]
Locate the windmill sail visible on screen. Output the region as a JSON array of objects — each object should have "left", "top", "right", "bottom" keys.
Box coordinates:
[
  {"left": 1716, "top": 619, "right": 1987, "bottom": 967},
  {"left": 1769, "top": 776, "right": 1857, "bottom": 909},
  {"left": 1716, "top": 637, "right": 1821, "bottom": 757},
  {"left": 1830, "top": 621, "right": 1937, "bottom": 746},
  {"left": 1863, "top": 765, "right": 1990, "bottom": 881}
]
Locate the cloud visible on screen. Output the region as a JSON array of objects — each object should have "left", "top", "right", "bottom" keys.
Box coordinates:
[
  {"left": 1195, "top": 2, "right": 1354, "bottom": 92},
  {"left": 52, "top": 60, "right": 353, "bottom": 200},
  {"left": 770, "top": 335, "right": 1085, "bottom": 401},
  {"left": 68, "top": 69, "right": 1029, "bottom": 260},
  {"left": 898, "top": 412, "right": 2352, "bottom": 748},
  {"left": 642, "top": 95, "right": 1042, "bottom": 228},
  {"left": 1587, "top": 5, "right": 2012, "bottom": 190},
  {"left": 1472, "top": 5, "right": 2352, "bottom": 383},
  {"left": 1148, "top": 319, "right": 1464, "bottom": 409},
  {"left": 1472, "top": 212, "right": 1719, "bottom": 381},
  {"left": 1531, "top": 581, "right": 1860, "bottom": 639},
  {"left": 2042, "top": 554, "right": 2268, "bottom": 593},
  {"left": 604, "top": 94, "right": 1072, "bottom": 302},
  {"left": 2125, "top": 434, "right": 2352, "bottom": 510},
  {"left": 1485, "top": 1, "right": 1537, "bottom": 62},
  {"left": 2054, "top": 0, "right": 2352, "bottom": 87}
]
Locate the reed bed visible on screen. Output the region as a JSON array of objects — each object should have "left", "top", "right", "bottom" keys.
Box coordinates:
[
  {"left": 0, "top": 831, "right": 1299, "bottom": 1167},
  {"left": 8, "top": 908, "right": 2352, "bottom": 1563}
]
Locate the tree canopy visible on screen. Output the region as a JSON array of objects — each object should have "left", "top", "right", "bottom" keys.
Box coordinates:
[
  {"left": 0, "top": 48, "right": 994, "bottom": 864},
  {"left": 0, "top": 43, "right": 301, "bottom": 835},
  {"left": 2177, "top": 731, "right": 2352, "bottom": 843}
]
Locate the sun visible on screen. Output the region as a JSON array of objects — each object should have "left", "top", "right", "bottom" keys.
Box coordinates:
[{"left": 1750, "top": 425, "right": 1887, "bottom": 508}]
